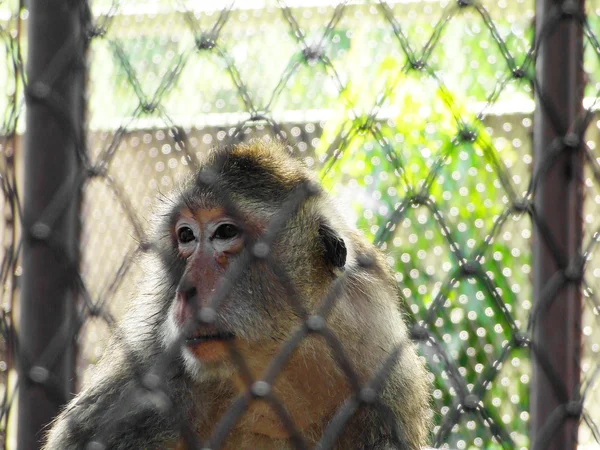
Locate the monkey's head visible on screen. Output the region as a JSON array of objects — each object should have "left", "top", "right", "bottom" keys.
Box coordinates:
[{"left": 152, "top": 140, "right": 349, "bottom": 380}]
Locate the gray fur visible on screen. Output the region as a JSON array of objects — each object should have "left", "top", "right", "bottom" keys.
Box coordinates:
[{"left": 44, "top": 141, "right": 431, "bottom": 450}]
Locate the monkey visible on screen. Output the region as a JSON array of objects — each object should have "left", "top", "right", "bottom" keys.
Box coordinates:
[{"left": 43, "top": 139, "right": 431, "bottom": 450}]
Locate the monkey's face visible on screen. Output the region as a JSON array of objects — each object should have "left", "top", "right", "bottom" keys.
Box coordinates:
[
  {"left": 157, "top": 200, "right": 296, "bottom": 379},
  {"left": 159, "top": 203, "right": 273, "bottom": 378},
  {"left": 157, "top": 143, "right": 347, "bottom": 381},
  {"left": 169, "top": 206, "right": 244, "bottom": 364}
]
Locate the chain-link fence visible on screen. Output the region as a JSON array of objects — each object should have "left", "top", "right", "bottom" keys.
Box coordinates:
[{"left": 1, "top": 0, "right": 600, "bottom": 448}]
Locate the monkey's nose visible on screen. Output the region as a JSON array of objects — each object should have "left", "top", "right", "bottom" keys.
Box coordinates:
[{"left": 177, "top": 277, "right": 197, "bottom": 304}]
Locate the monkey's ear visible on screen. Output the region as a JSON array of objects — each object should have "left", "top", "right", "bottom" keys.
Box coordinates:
[{"left": 318, "top": 222, "right": 347, "bottom": 269}]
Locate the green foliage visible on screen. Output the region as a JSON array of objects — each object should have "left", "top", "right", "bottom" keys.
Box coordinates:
[{"left": 314, "top": 27, "right": 532, "bottom": 448}]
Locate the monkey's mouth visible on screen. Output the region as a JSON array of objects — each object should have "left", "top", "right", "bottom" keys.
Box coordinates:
[{"left": 185, "top": 328, "right": 236, "bottom": 346}]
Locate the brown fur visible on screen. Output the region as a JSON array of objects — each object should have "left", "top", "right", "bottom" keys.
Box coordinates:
[{"left": 44, "top": 140, "right": 431, "bottom": 450}]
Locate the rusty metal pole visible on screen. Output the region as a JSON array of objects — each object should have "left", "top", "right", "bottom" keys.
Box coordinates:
[
  {"left": 17, "top": 1, "right": 86, "bottom": 448},
  {"left": 531, "top": 1, "right": 585, "bottom": 449}
]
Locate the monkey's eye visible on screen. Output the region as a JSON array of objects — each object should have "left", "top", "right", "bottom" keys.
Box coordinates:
[
  {"left": 213, "top": 224, "right": 240, "bottom": 240},
  {"left": 177, "top": 226, "right": 196, "bottom": 244}
]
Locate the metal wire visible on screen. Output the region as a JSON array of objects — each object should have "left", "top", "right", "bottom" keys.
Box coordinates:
[{"left": 0, "top": 0, "right": 599, "bottom": 449}]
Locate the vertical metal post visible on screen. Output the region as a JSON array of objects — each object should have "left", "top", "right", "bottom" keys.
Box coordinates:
[
  {"left": 17, "top": 0, "right": 85, "bottom": 448},
  {"left": 532, "top": 1, "right": 584, "bottom": 449}
]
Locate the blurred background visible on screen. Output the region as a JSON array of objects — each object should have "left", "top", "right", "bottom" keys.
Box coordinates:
[{"left": 0, "top": 0, "right": 600, "bottom": 449}]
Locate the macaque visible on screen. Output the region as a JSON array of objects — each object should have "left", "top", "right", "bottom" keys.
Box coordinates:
[{"left": 44, "top": 140, "right": 431, "bottom": 449}]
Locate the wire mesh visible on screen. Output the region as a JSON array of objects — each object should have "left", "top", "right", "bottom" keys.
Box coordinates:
[{"left": 0, "top": 0, "right": 599, "bottom": 449}]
